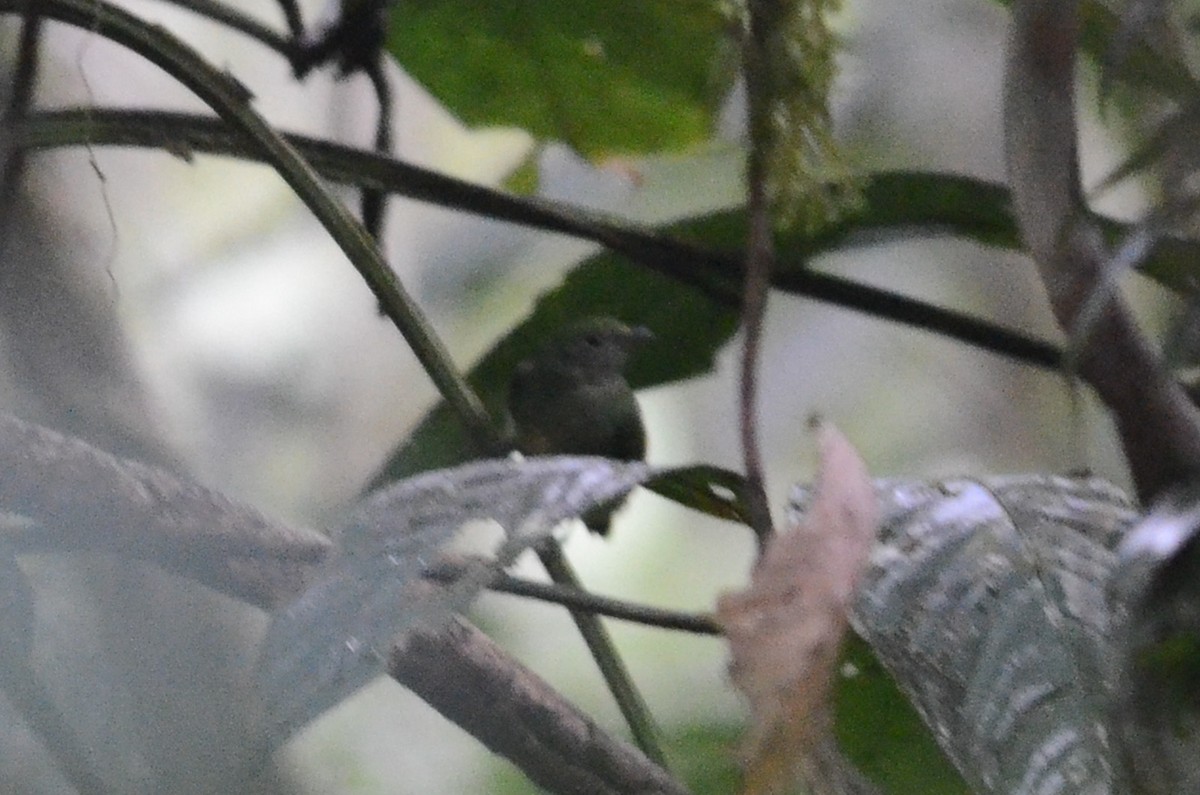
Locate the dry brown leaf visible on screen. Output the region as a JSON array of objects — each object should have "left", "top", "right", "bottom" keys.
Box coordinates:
[{"left": 717, "top": 419, "right": 879, "bottom": 795}]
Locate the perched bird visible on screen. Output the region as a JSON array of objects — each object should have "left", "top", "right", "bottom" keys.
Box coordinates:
[{"left": 507, "top": 317, "right": 653, "bottom": 535}]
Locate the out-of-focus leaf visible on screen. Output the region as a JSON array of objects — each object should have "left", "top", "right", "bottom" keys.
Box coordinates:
[
  {"left": 835, "top": 635, "right": 969, "bottom": 795},
  {"left": 644, "top": 465, "right": 752, "bottom": 525},
  {"left": 850, "top": 475, "right": 1137, "bottom": 795},
  {"left": 1109, "top": 487, "right": 1200, "bottom": 795},
  {"left": 1079, "top": 0, "right": 1198, "bottom": 99},
  {"left": 718, "top": 422, "right": 879, "bottom": 795},
  {"left": 385, "top": 0, "right": 729, "bottom": 157},
  {"left": 260, "top": 455, "right": 651, "bottom": 745},
  {"left": 991, "top": 0, "right": 1200, "bottom": 99},
  {"left": 669, "top": 723, "right": 744, "bottom": 795},
  {"left": 1098, "top": 0, "right": 1178, "bottom": 97}
]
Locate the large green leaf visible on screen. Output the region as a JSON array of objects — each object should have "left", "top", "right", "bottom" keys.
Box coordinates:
[
  {"left": 371, "top": 216, "right": 741, "bottom": 485},
  {"left": 386, "top": 0, "right": 729, "bottom": 156},
  {"left": 839, "top": 474, "right": 1139, "bottom": 794},
  {"left": 836, "top": 635, "right": 969, "bottom": 794}
]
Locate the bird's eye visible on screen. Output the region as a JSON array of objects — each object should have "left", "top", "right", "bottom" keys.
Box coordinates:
[{"left": 584, "top": 334, "right": 602, "bottom": 347}]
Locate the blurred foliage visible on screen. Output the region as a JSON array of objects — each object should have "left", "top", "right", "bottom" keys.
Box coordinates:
[
  {"left": 989, "top": 0, "right": 1199, "bottom": 98},
  {"left": 667, "top": 724, "right": 745, "bottom": 795},
  {"left": 488, "top": 722, "right": 742, "bottom": 794},
  {"left": 385, "top": 0, "right": 732, "bottom": 157},
  {"left": 836, "top": 635, "right": 969, "bottom": 794}
]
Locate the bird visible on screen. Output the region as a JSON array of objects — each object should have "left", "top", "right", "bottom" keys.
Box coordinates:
[{"left": 507, "top": 317, "right": 653, "bottom": 535}]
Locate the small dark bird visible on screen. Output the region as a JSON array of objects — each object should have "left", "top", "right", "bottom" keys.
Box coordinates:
[{"left": 507, "top": 317, "right": 653, "bottom": 535}]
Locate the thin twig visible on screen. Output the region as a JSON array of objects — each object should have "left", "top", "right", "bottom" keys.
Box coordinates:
[
  {"left": 536, "top": 545, "right": 668, "bottom": 764},
  {"left": 0, "top": 2, "right": 42, "bottom": 241},
  {"left": 361, "top": 55, "right": 392, "bottom": 242},
  {"left": 425, "top": 559, "right": 723, "bottom": 635},
  {"left": 738, "top": 0, "right": 780, "bottom": 547},
  {"left": 273, "top": 0, "right": 304, "bottom": 39}
]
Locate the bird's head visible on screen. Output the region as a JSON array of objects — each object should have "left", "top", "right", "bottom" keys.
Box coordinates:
[{"left": 534, "top": 317, "right": 654, "bottom": 380}]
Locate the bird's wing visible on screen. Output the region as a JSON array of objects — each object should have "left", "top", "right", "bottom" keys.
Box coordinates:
[{"left": 609, "top": 409, "right": 647, "bottom": 461}]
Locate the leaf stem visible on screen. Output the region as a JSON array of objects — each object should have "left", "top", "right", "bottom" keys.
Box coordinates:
[{"left": 537, "top": 544, "right": 669, "bottom": 765}]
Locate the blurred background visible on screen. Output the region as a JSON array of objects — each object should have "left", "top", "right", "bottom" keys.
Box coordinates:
[{"left": 0, "top": 0, "right": 1157, "bottom": 792}]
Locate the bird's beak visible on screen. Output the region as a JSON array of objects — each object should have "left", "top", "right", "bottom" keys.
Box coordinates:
[{"left": 629, "top": 325, "right": 655, "bottom": 345}]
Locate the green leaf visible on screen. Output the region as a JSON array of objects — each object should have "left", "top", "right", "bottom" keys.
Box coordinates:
[
  {"left": 370, "top": 218, "right": 741, "bottom": 485},
  {"left": 669, "top": 723, "right": 744, "bottom": 795},
  {"left": 777, "top": 171, "right": 1022, "bottom": 263},
  {"left": 386, "top": 0, "right": 730, "bottom": 157},
  {"left": 846, "top": 475, "right": 1139, "bottom": 794},
  {"left": 644, "top": 465, "right": 753, "bottom": 525},
  {"left": 836, "top": 635, "right": 969, "bottom": 794}
]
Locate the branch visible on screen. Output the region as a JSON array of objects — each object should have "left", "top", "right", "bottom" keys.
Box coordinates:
[
  {"left": 391, "top": 619, "right": 692, "bottom": 795},
  {"left": 0, "top": 410, "right": 686, "bottom": 794},
  {"left": 13, "top": 110, "right": 1067, "bottom": 371},
  {"left": 0, "top": 411, "right": 330, "bottom": 606},
  {"left": 0, "top": 2, "right": 666, "bottom": 760},
  {"left": 0, "top": 0, "right": 500, "bottom": 455},
  {"left": 425, "top": 559, "right": 723, "bottom": 635},
  {"left": 1004, "top": 0, "right": 1200, "bottom": 500},
  {"left": 737, "top": 0, "right": 781, "bottom": 548}
]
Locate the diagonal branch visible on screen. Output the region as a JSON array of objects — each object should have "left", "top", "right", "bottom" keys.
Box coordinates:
[
  {"left": 0, "top": 411, "right": 331, "bottom": 606},
  {"left": 0, "top": 0, "right": 664, "bottom": 760},
  {"left": 13, "top": 110, "right": 1067, "bottom": 371},
  {"left": 0, "top": 409, "right": 687, "bottom": 794},
  {"left": 1004, "top": 0, "right": 1200, "bottom": 501},
  {"left": 0, "top": 0, "right": 499, "bottom": 455},
  {"left": 392, "top": 618, "right": 692, "bottom": 795}
]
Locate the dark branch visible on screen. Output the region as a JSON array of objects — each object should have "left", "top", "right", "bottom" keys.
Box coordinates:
[
  {"left": 0, "top": 411, "right": 686, "bottom": 793},
  {"left": 738, "top": 0, "right": 781, "bottom": 548},
  {"left": 425, "top": 559, "right": 723, "bottom": 635},
  {"left": 0, "top": 411, "right": 331, "bottom": 606},
  {"left": 15, "top": 110, "right": 1067, "bottom": 371},
  {"left": 391, "top": 618, "right": 692, "bottom": 795}
]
